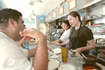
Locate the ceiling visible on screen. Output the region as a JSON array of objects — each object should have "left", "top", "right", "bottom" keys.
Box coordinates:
[{"left": 0, "top": 0, "right": 64, "bottom": 18}]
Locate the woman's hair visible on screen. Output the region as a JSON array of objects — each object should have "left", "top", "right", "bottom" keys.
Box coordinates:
[
  {"left": 62, "top": 20, "right": 71, "bottom": 28},
  {"left": 68, "top": 11, "right": 82, "bottom": 23}
]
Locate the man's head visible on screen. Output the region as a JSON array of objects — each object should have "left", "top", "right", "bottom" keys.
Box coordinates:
[
  {"left": 0, "top": 8, "right": 22, "bottom": 27},
  {"left": 0, "top": 8, "right": 25, "bottom": 41}
]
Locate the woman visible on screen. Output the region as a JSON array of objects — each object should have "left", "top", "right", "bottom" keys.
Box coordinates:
[
  {"left": 56, "top": 11, "right": 95, "bottom": 55},
  {"left": 49, "top": 20, "right": 71, "bottom": 47}
]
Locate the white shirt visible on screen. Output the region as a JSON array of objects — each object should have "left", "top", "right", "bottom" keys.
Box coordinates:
[
  {"left": 0, "top": 32, "right": 33, "bottom": 70},
  {"left": 60, "top": 28, "right": 71, "bottom": 47},
  {"left": 60, "top": 28, "right": 71, "bottom": 42}
]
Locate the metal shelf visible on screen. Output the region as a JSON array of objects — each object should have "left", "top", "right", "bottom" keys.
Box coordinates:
[
  {"left": 85, "top": 15, "right": 105, "bottom": 21},
  {"left": 93, "top": 32, "right": 105, "bottom": 35}
]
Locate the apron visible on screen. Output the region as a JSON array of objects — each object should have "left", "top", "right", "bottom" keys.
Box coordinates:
[
  {"left": 69, "top": 25, "right": 89, "bottom": 55},
  {"left": 69, "top": 26, "right": 81, "bottom": 50}
]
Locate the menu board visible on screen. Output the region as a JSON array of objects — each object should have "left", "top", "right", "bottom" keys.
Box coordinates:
[
  {"left": 68, "top": 0, "right": 76, "bottom": 11},
  {"left": 49, "top": 14, "right": 51, "bottom": 20},
  {"left": 59, "top": 6, "right": 64, "bottom": 15},
  {"left": 46, "top": 17, "right": 48, "bottom": 22},
  {"left": 86, "top": 0, "right": 90, "bottom": 2},
  {"left": 53, "top": 11, "right": 56, "bottom": 18}
]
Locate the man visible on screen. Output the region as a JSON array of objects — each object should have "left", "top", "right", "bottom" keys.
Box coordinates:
[{"left": 0, "top": 8, "right": 48, "bottom": 70}]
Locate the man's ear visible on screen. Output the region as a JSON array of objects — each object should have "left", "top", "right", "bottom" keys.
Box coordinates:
[{"left": 8, "top": 19, "right": 17, "bottom": 28}]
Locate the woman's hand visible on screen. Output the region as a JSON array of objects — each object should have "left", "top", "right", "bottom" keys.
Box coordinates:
[
  {"left": 75, "top": 48, "right": 82, "bottom": 54},
  {"left": 48, "top": 42, "right": 54, "bottom": 44},
  {"left": 55, "top": 42, "right": 60, "bottom": 46}
]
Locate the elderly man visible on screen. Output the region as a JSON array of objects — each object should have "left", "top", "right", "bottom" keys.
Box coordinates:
[{"left": 0, "top": 8, "right": 48, "bottom": 70}]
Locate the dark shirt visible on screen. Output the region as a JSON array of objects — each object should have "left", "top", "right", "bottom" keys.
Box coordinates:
[{"left": 70, "top": 26, "right": 94, "bottom": 54}]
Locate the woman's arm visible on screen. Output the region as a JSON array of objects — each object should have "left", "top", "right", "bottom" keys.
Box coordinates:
[
  {"left": 76, "top": 39, "right": 95, "bottom": 54},
  {"left": 55, "top": 39, "right": 69, "bottom": 46},
  {"left": 48, "top": 39, "right": 62, "bottom": 44}
]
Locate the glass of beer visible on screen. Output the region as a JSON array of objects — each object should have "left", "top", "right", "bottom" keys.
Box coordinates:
[{"left": 61, "top": 46, "right": 68, "bottom": 62}]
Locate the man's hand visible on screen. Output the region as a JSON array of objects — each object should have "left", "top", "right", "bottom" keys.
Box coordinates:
[
  {"left": 47, "top": 47, "right": 54, "bottom": 53},
  {"left": 20, "top": 28, "right": 48, "bottom": 70},
  {"left": 20, "top": 28, "right": 45, "bottom": 41}
]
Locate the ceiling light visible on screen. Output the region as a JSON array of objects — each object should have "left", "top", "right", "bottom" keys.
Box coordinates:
[
  {"left": 29, "top": 0, "right": 43, "bottom": 6},
  {"left": 29, "top": 17, "right": 33, "bottom": 22},
  {"left": 29, "top": 10, "right": 36, "bottom": 17}
]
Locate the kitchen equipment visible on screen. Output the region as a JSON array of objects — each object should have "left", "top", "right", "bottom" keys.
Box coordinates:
[
  {"left": 57, "top": 29, "right": 64, "bottom": 35},
  {"left": 70, "top": 49, "right": 76, "bottom": 57},
  {"left": 95, "top": 38, "right": 105, "bottom": 45},
  {"left": 95, "top": 27, "right": 105, "bottom": 33},
  {"left": 54, "top": 33, "right": 60, "bottom": 37},
  {"left": 97, "top": 49, "right": 105, "bottom": 61},
  {"left": 83, "top": 63, "right": 102, "bottom": 70},
  {"left": 81, "top": 53, "right": 87, "bottom": 59},
  {"left": 92, "top": 15, "right": 98, "bottom": 18},
  {"left": 93, "top": 23, "right": 103, "bottom": 26},
  {"left": 83, "top": 55, "right": 97, "bottom": 64},
  {"left": 86, "top": 16, "right": 91, "bottom": 19},
  {"left": 81, "top": 16, "right": 84, "bottom": 21}
]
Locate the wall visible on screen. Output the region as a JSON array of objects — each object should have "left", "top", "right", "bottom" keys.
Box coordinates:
[
  {"left": 39, "top": 23, "right": 47, "bottom": 35},
  {"left": 46, "top": 0, "right": 102, "bottom": 22},
  {"left": 23, "top": 15, "right": 46, "bottom": 30},
  {"left": 23, "top": 18, "right": 36, "bottom": 28}
]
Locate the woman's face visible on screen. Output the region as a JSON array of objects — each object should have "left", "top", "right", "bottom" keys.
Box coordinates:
[
  {"left": 67, "top": 15, "right": 78, "bottom": 27},
  {"left": 61, "top": 22, "right": 69, "bottom": 30}
]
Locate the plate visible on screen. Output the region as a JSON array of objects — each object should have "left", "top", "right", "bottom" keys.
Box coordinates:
[
  {"left": 48, "top": 59, "right": 60, "bottom": 70},
  {"left": 58, "top": 65, "right": 75, "bottom": 70},
  {"left": 53, "top": 48, "right": 61, "bottom": 55},
  {"left": 49, "top": 55, "right": 59, "bottom": 58}
]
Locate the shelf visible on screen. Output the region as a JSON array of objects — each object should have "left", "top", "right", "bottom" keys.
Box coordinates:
[
  {"left": 97, "top": 56, "right": 105, "bottom": 66},
  {"left": 78, "top": 0, "right": 102, "bottom": 11},
  {"left": 102, "top": 2, "right": 105, "bottom": 5},
  {"left": 93, "top": 32, "right": 105, "bottom": 35},
  {"left": 98, "top": 57, "right": 105, "bottom": 62},
  {"left": 96, "top": 46, "right": 105, "bottom": 49},
  {"left": 85, "top": 15, "right": 105, "bottom": 21}
]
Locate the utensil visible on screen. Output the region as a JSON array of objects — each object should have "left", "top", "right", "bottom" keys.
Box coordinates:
[
  {"left": 70, "top": 49, "right": 76, "bottom": 57},
  {"left": 81, "top": 53, "right": 87, "bottom": 59}
]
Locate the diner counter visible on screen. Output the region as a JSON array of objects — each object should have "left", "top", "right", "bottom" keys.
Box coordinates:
[{"left": 29, "top": 41, "right": 105, "bottom": 70}]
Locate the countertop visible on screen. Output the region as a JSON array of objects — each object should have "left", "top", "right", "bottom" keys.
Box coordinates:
[{"left": 29, "top": 41, "right": 105, "bottom": 70}]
